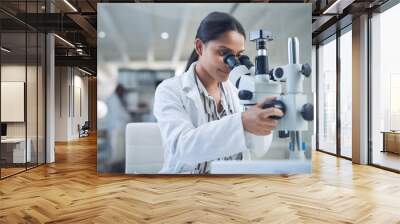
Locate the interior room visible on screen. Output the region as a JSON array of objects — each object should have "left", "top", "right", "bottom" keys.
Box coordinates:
[{"left": 0, "top": 0, "right": 399, "bottom": 223}]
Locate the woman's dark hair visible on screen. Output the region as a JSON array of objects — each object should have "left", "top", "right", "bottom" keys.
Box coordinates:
[{"left": 185, "top": 11, "right": 246, "bottom": 72}]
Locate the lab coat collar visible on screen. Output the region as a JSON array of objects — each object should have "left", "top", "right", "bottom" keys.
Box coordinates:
[
  {"left": 182, "top": 61, "right": 230, "bottom": 95},
  {"left": 181, "top": 62, "right": 201, "bottom": 101},
  {"left": 181, "top": 61, "right": 238, "bottom": 113},
  {"left": 181, "top": 62, "right": 197, "bottom": 91}
]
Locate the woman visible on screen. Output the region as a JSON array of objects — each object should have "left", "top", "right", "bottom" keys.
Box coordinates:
[{"left": 154, "top": 12, "right": 283, "bottom": 174}]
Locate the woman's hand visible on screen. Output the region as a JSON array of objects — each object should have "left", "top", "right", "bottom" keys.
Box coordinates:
[{"left": 241, "top": 97, "right": 283, "bottom": 136}]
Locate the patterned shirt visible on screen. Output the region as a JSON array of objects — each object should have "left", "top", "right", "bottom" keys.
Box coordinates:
[{"left": 193, "top": 69, "right": 243, "bottom": 174}]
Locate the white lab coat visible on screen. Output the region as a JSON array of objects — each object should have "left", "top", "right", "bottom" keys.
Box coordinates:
[{"left": 153, "top": 62, "right": 272, "bottom": 173}]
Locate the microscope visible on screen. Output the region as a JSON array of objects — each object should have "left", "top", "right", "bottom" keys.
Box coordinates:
[{"left": 224, "top": 30, "right": 313, "bottom": 160}]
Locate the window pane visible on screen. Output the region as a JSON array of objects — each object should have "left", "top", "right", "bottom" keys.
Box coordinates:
[
  {"left": 1, "top": 30, "right": 28, "bottom": 177},
  {"left": 371, "top": 3, "right": 400, "bottom": 171},
  {"left": 318, "top": 37, "right": 337, "bottom": 154},
  {"left": 340, "top": 29, "right": 352, "bottom": 158}
]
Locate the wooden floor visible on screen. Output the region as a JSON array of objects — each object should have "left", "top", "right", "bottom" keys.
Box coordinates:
[
  {"left": 1, "top": 167, "right": 26, "bottom": 178},
  {"left": 1, "top": 135, "right": 400, "bottom": 223},
  {"left": 1, "top": 163, "right": 45, "bottom": 178}
]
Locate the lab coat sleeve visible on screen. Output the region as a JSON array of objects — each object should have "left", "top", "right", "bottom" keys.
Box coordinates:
[{"left": 153, "top": 82, "right": 248, "bottom": 164}]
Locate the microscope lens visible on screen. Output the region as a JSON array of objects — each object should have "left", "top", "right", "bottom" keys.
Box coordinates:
[
  {"left": 256, "top": 40, "right": 266, "bottom": 50},
  {"left": 255, "top": 55, "right": 268, "bottom": 75}
]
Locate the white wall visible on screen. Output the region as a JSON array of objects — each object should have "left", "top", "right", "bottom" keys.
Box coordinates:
[
  {"left": 71, "top": 73, "right": 89, "bottom": 138},
  {"left": 1, "top": 65, "right": 37, "bottom": 137},
  {"left": 55, "top": 67, "right": 69, "bottom": 141},
  {"left": 1, "top": 66, "right": 26, "bottom": 137},
  {"left": 55, "top": 67, "right": 89, "bottom": 141}
]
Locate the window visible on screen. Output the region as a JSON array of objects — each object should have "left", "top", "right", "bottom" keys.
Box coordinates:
[
  {"left": 371, "top": 3, "right": 400, "bottom": 171},
  {"left": 339, "top": 28, "right": 352, "bottom": 158},
  {"left": 317, "top": 36, "right": 337, "bottom": 155}
]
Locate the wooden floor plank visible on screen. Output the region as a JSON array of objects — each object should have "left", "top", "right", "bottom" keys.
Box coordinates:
[{"left": 0, "top": 134, "right": 400, "bottom": 223}]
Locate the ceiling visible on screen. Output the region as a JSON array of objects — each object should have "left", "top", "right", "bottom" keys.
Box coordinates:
[
  {"left": 98, "top": 3, "right": 312, "bottom": 73},
  {"left": 0, "top": 0, "right": 391, "bottom": 75}
]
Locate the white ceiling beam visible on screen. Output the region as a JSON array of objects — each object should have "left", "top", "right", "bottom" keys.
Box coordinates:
[
  {"left": 63, "top": 0, "right": 78, "bottom": 12},
  {"left": 171, "top": 8, "right": 192, "bottom": 66},
  {"left": 147, "top": 14, "right": 155, "bottom": 64},
  {"left": 323, "top": 0, "right": 355, "bottom": 14}
]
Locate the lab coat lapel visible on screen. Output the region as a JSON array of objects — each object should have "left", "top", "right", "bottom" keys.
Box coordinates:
[
  {"left": 222, "top": 80, "right": 241, "bottom": 113},
  {"left": 182, "top": 62, "right": 241, "bottom": 114},
  {"left": 181, "top": 62, "right": 206, "bottom": 124}
]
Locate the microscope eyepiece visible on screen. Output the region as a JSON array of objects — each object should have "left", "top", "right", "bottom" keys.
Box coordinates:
[
  {"left": 238, "top": 55, "right": 253, "bottom": 69},
  {"left": 223, "top": 53, "right": 240, "bottom": 70}
]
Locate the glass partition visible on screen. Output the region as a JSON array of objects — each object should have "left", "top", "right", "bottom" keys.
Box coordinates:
[
  {"left": 27, "top": 0, "right": 39, "bottom": 167},
  {"left": 1, "top": 30, "right": 28, "bottom": 177},
  {"left": 27, "top": 30, "right": 38, "bottom": 169},
  {"left": 0, "top": 1, "right": 46, "bottom": 179}
]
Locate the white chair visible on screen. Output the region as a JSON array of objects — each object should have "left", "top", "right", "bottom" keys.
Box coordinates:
[{"left": 125, "top": 123, "right": 164, "bottom": 174}]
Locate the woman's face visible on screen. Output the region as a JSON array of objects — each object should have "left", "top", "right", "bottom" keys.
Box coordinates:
[{"left": 196, "top": 31, "right": 245, "bottom": 82}]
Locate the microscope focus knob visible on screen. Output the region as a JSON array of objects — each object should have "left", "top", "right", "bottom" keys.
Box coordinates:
[
  {"left": 274, "top": 67, "right": 284, "bottom": 79},
  {"left": 263, "top": 99, "right": 286, "bottom": 120},
  {"left": 300, "top": 103, "right": 314, "bottom": 121},
  {"left": 238, "top": 90, "right": 253, "bottom": 100},
  {"left": 301, "top": 63, "right": 311, "bottom": 77}
]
